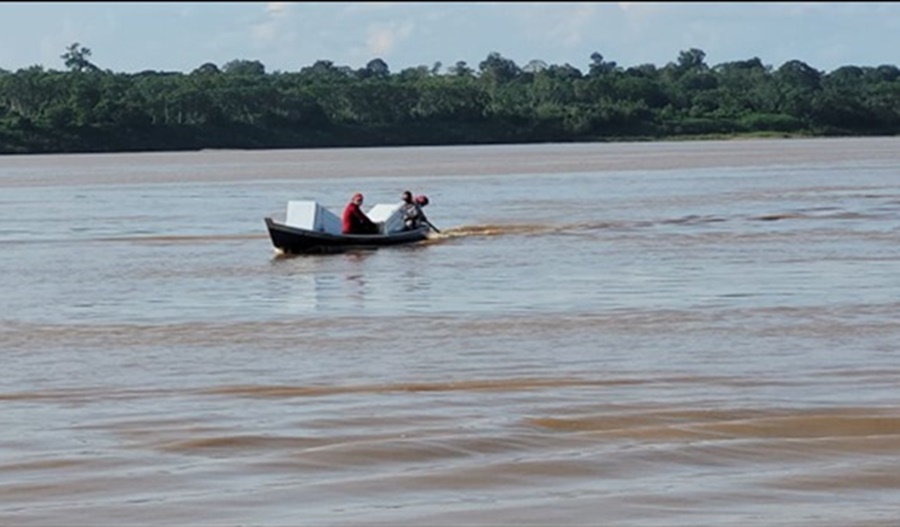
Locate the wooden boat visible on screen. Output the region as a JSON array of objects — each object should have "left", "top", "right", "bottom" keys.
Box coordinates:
[
  {"left": 265, "top": 217, "right": 430, "bottom": 254},
  {"left": 264, "top": 199, "right": 433, "bottom": 255}
]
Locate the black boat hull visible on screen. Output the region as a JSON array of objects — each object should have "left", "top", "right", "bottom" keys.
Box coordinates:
[{"left": 265, "top": 217, "right": 430, "bottom": 254}]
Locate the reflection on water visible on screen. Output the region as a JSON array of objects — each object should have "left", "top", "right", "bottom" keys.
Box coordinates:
[{"left": 2, "top": 138, "right": 900, "bottom": 526}]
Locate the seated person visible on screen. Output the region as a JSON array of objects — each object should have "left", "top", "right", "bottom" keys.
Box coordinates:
[
  {"left": 342, "top": 192, "right": 380, "bottom": 234},
  {"left": 414, "top": 194, "right": 436, "bottom": 232},
  {"left": 400, "top": 190, "right": 423, "bottom": 230}
]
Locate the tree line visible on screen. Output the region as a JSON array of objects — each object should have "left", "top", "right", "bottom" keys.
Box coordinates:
[{"left": 1, "top": 44, "right": 899, "bottom": 154}]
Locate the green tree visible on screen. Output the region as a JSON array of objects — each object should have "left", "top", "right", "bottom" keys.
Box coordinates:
[
  {"left": 222, "top": 59, "right": 266, "bottom": 76},
  {"left": 478, "top": 52, "right": 521, "bottom": 84},
  {"left": 773, "top": 60, "right": 822, "bottom": 121},
  {"left": 359, "top": 58, "right": 390, "bottom": 79},
  {"left": 588, "top": 52, "right": 618, "bottom": 76},
  {"left": 447, "top": 61, "right": 474, "bottom": 77},
  {"left": 61, "top": 42, "right": 99, "bottom": 72}
]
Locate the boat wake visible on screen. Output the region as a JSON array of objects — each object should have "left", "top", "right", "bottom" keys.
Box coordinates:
[{"left": 437, "top": 224, "right": 553, "bottom": 238}]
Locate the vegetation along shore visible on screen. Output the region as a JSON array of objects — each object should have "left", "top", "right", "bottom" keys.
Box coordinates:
[{"left": 1, "top": 44, "right": 898, "bottom": 155}]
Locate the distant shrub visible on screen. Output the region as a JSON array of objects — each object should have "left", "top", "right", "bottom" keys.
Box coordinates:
[{"left": 739, "top": 113, "right": 804, "bottom": 133}]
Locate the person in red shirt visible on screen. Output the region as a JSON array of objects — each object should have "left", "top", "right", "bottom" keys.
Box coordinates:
[{"left": 342, "top": 192, "right": 379, "bottom": 234}]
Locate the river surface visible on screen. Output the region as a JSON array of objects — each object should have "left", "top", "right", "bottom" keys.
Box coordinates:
[{"left": 2, "top": 137, "right": 900, "bottom": 526}]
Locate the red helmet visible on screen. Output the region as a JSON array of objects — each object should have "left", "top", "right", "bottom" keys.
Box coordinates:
[
  {"left": 352, "top": 193, "right": 364, "bottom": 204},
  {"left": 415, "top": 195, "right": 429, "bottom": 206}
]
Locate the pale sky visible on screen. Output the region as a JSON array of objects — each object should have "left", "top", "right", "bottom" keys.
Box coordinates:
[{"left": 1, "top": 2, "right": 898, "bottom": 75}]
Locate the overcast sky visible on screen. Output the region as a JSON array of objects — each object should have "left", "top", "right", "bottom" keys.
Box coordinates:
[{"left": 1, "top": 2, "right": 898, "bottom": 75}]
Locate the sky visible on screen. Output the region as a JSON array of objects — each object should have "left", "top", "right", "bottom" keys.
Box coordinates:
[{"left": 1, "top": 2, "right": 899, "bottom": 75}]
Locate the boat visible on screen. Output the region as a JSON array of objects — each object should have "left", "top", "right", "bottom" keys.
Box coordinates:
[
  {"left": 264, "top": 218, "right": 431, "bottom": 254},
  {"left": 264, "top": 200, "right": 432, "bottom": 255}
]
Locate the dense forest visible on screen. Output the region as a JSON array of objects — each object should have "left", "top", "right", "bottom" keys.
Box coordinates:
[{"left": 1, "top": 43, "right": 899, "bottom": 154}]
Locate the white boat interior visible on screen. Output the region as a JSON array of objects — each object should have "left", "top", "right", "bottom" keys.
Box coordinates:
[{"left": 283, "top": 200, "right": 406, "bottom": 235}]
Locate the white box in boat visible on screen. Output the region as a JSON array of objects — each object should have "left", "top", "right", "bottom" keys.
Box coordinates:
[
  {"left": 285, "top": 200, "right": 342, "bottom": 234},
  {"left": 367, "top": 202, "right": 405, "bottom": 234}
]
